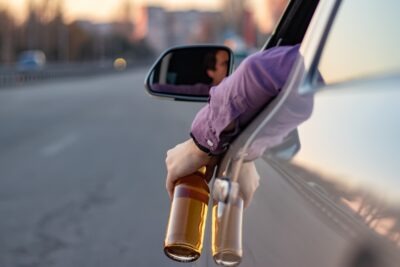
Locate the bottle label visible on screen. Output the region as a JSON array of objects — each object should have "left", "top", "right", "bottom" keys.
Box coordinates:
[{"left": 175, "top": 186, "right": 209, "bottom": 204}]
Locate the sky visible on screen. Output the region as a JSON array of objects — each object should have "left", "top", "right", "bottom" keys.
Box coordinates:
[
  {"left": 63, "top": 0, "right": 225, "bottom": 22},
  {"left": 0, "top": 0, "right": 273, "bottom": 32},
  {"left": 0, "top": 0, "right": 223, "bottom": 22}
]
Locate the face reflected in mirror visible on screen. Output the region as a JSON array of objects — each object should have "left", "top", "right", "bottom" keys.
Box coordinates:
[
  {"left": 147, "top": 46, "right": 232, "bottom": 98},
  {"left": 205, "top": 50, "right": 230, "bottom": 86}
]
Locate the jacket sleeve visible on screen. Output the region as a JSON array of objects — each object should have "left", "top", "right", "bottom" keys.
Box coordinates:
[{"left": 190, "top": 44, "right": 300, "bottom": 155}]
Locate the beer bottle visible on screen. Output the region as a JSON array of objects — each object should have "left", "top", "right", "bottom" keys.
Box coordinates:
[
  {"left": 164, "top": 166, "right": 209, "bottom": 262},
  {"left": 212, "top": 179, "right": 243, "bottom": 266}
]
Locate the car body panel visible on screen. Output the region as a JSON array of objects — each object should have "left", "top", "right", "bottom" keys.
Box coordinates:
[
  {"left": 248, "top": 78, "right": 400, "bottom": 267},
  {"left": 213, "top": 0, "right": 400, "bottom": 266},
  {"left": 144, "top": 0, "right": 400, "bottom": 265}
]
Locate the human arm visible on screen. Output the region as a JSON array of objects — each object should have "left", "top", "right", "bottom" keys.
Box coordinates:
[
  {"left": 165, "top": 45, "right": 300, "bottom": 198},
  {"left": 165, "top": 139, "right": 212, "bottom": 199},
  {"left": 164, "top": 139, "right": 260, "bottom": 207},
  {"left": 191, "top": 44, "right": 300, "bottom": 154},
  {"left": 238, "top": 161, "right": 260, "bottom": 208}
]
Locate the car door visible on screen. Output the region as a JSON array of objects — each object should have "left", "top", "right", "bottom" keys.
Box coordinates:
[{"left": 211, "top": 0, "right": 400, "bottom": 266}]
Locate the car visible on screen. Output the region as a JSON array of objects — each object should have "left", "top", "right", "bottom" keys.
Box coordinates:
[
  {"left": 145, "top": 0, "right": 400, "bottom": 266},
  {"left": 17, "top": 50, "right": 46, "bottom": 72}
]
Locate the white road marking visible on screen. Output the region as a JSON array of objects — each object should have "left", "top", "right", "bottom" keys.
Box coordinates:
[{"left": 41, "top": 132, "right": 79, "bottom": 157}]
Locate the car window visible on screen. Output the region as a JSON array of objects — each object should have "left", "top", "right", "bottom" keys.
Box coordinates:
[{"left": 315, "top": 0, "right": 400, "bottom": 85}]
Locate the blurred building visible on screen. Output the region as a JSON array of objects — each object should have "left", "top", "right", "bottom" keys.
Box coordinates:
[
  {"left": 135, "top": 6, "right": 223, "bottom": 53},
  {"left": 169, "top": 10, "right": 223, "bottom": 45},
  {"left": 76, "top": 20, "right": 113, "bottom": 36},
  {"left": 222, "top": 0, "right": 246, "bottom": 36},
  {"left": 264, "top": 0, "right": 289, "bottom": 33},
  {"left": 143, "top": 7, "right": 169, "bottom": 53},
  {"left": 242, "top": 9, "right": 257, "bottom": 49}
]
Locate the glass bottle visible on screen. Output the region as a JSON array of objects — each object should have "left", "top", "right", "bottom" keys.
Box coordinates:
[
  {"left": 164, "top": 166, "right": 210, "bottom": 262},
  {"left": 212, "top": 182, "right": 244, "bottom": 266}
]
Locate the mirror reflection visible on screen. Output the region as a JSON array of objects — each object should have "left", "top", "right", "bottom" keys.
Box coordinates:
[{"left": 148, "top": 47, "right": 232, "bottom": 97}]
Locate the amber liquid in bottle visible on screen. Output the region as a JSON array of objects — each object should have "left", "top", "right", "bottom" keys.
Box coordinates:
[
  {"left": 212, "top": 197, "right": 243, "bottom": 266},
  {"left": 164, "top": 167, "right": 209, "bottom": 262}
]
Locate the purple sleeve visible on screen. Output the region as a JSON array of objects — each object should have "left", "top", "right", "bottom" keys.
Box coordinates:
[{"left": 190, "top": 44, "right": 300, "bottom": 155}]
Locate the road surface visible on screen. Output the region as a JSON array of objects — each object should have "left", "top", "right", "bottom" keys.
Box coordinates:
[{"left": 0, "top": 70, "right": 203, "bottom": 267}]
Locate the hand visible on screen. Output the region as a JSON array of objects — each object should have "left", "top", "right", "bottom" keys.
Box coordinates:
[
  {"left": 165, "top": 138, "right": 215, "bottom": 199},
  {"left": 237, "top": 161, "right": 260, "bottom": 208}
]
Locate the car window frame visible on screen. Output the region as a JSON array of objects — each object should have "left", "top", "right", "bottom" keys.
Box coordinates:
[
  {"left": 309, "top": 0, "right": 400, "bottom": 90},
  {"left": 215, "top": 0, "right": 340, "bottom": 181}
]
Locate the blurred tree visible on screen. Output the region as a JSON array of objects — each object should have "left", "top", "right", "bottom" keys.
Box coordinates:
[
  {"left": 0, "top": 8, "right": 15, "bottom": 64},
  {"left": 114, "top": 0, "right": 134, "bottom": 41},
  {"left": 41, "top": 0, "right": 68, "bottom": 61},
  {"left": 0, "top": 0, "right": 153, "bottom": 64},
  {"left": 25, "top": 0, "right": 41, "bottom": 50},
  {"left": 67, "top": 22, "right": 92, "bottom": 61}
]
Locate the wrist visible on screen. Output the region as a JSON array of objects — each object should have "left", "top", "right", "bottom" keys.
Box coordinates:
[{"left": 190, "top": 133, "right": 212, "bottom": 155}]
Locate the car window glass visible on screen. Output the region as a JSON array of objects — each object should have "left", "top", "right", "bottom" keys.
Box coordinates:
[{"left": 316, "top": 0, "right": 400, "bottom": 85}]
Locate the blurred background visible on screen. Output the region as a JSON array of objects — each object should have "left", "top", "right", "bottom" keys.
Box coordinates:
[
  {"left": 0, "top": 0, "right": 287, "bottom": 266},
  {"left": 0, "top": 0, "right": 287, "bottom": 71}
]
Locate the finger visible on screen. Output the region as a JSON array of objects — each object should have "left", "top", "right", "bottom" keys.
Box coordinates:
[
  {"left": 166, "top": 176, "right": 174, "bottom": 199},
  {"left": 243, "top": 193, "right": 251, "bottom": 208}
]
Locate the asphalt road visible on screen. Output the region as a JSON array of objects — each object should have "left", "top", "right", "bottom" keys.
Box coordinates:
[
  {"left": 0, "top": 69, "right": 204, "bottom": 267},
  {"left": 0, "top": 68, "right": 381, "bottom": 267}
]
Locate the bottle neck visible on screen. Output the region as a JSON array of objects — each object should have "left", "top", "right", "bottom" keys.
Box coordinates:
[{"left": 176, "top": 171, "right": 210, "bottom": 194}]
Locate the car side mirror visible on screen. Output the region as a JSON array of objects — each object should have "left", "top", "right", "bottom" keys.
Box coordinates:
[{"left": 145, "top": 45, "right": 234, "bottom": 102}]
